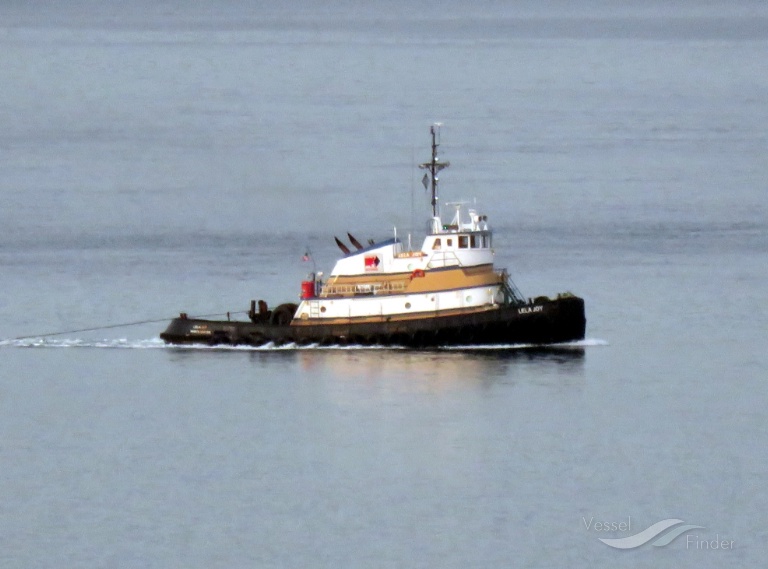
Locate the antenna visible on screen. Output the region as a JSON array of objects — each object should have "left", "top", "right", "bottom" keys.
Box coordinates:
[
  {"left": 410, "top": 145, "right": 415, "bottom": 247},
  {"left": 419, "top": 123, "right": 450, "bottom": 218}
]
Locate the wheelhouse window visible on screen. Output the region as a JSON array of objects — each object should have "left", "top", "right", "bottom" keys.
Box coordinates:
[
  {"left": 482, "top": 234, "right": 488, "bottom": 248},
  {"left": 458, "top": 235, "right": 468, "bottom": 249},
  {"left": 432, "top": 238, "right": 441, "bottom": 250},
  {"left": 446, "top": 238, "right": 453, "bottom": 247},
  {"left": 470, "top": 234, "right": 478, "bottom": 248}
]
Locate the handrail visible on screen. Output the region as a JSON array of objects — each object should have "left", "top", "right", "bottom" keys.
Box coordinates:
[
  {"left": 320, "top": 280, "right": 409, "bottom": 297},
  {"left": 496, "top": 268, "right": 526, "bottom": 306},
  {"left": 426, "top": 251, "right": 462, "bottom": 269}
]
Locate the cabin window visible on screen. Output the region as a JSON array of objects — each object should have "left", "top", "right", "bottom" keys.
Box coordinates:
[
  {"left": 446, "top": 238, "right": 453, "bottom": 247},
  {"left": 432, "top": 238, "right": 441, "bottom": 250},
  {"left": 482, "top": 235, "right": 488, "bottom": 248},
  {"left": 470, "top": 235, "right": 478, "bottom": 248},
  {"left": 459, "top": 235, "right": 468, "bottom": 249}
]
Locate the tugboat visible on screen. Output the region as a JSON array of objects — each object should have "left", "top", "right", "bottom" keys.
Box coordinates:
[{"left": 160, "top": 125, "right": 586, "bottom": 348}]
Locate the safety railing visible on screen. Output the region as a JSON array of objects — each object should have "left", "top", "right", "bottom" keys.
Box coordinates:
[
  {"left": 426, "top": 251, "right": 462, "bottom": 269},
  {"left": 319, "top": 280, "right": 409, "bottom": 297},
  {"left": 496, "top": 268, "right": 526, "bottom": 306}
]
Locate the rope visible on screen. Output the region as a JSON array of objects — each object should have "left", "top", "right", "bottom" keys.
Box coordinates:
[{"left": 13, "top": 311, "right": 247, "bottom": 340}]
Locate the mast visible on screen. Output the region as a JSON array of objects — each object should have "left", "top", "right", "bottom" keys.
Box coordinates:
[{"left": 419, "top": 124, "right": 450, "bottom": 218}]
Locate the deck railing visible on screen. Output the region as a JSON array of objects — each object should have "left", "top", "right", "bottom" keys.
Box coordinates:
[
  {"left": 496, "top": 268, "right": 526, "bottom": 306},
  {"left": 426, "top": 251, "right": 461, "bottom": 269},
  {"left": 319, "top": 280, "right": 409, "bottom": 297}
]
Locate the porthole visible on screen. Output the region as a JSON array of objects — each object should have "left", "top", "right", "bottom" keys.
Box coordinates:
[
  {"left": 320, "top": 306, "right": 327, "bottom": 313},
  {"left": 405, "top": 302, "right": 412, "bottom": 309},
  {"left": 466, "top": 295, "right": 472, "bottom": 303}
]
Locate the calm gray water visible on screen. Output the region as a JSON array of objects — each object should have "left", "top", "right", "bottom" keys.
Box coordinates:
[{"left": 1, "top": 2, "right": 767, "bottom": 567}]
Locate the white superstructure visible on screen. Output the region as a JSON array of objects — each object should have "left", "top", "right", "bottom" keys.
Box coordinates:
[{"left": 292, "top": 125, "right": 522, "bottom": 326}]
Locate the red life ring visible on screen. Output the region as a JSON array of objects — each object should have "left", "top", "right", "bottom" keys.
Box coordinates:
[{"left": 410, "top": 269, "right": 426, "bottom": 280}]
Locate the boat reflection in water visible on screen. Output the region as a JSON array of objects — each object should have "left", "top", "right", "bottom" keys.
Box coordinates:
[{"left": 287, "top": 343, "right": 586, "bottom": 392}]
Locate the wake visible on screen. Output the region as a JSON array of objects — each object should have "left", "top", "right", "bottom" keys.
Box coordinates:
[{"left": 0, "top": 337, "right": 608, "bottom": 351}]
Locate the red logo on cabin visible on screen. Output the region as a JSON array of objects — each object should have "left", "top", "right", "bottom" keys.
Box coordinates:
[{"left": 364, "top": 255, "right": 381, "bottom": 271}]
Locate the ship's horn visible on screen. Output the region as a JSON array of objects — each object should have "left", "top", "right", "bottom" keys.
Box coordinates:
[
  {"left": 334, "top": 236, "right": 351, "bottom": 255},
  {"left": 347, "top": 233, "right": 364, "bottom": 250}
]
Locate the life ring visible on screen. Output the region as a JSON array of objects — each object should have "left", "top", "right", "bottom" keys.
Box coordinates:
[{"left": 410, "top": 269, "right": 426, "bottom": 280}]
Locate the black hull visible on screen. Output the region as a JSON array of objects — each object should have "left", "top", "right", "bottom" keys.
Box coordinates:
[{"left": 160, "top": 296, "right": 586, "bottom": 348}]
